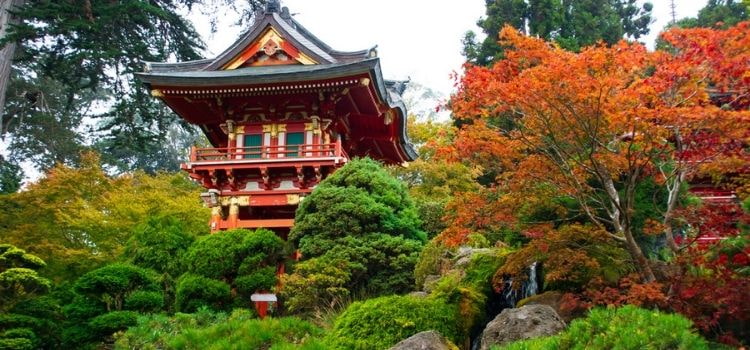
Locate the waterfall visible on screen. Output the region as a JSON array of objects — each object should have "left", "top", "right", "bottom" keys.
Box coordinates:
[{"left": 501, "top": 261, "right": 540, "bottom": 308}]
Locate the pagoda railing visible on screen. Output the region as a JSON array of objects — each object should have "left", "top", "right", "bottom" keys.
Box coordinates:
[{"left": 188, "top": 141, "right": 344, "bottom": 163}]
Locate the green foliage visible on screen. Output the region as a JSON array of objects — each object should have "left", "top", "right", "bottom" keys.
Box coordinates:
[
  {"left": 116, "top": 309, "right": 324, "bottom": 350},
  {"left": 114, "top": 307, "right": 229, "bottom": 350},
  {"left": 0, "top": 338, "right": 33, "bottom": 350},
  {"left": 0, "top": 155, "right": 208, "bottom": 283},
  {"left": 174, "top": 274, "right": 231, "bottom": 313},
  {"left": 283, "top": 234, "right": 423, "bottom": 313},
  {"left": 675, "top": 0, "right": 748, "bottom": 29},
  {"left": 167, "top": 312, "right": 325, "bottom": 350},
  {"left": 88, "top": 311, "right": 139, "bottom": 338},
  {"left": 287, "top": 158, "right": 425, "bottom": 311},
  {"left": 0, "top": 156, "right": 22, "bottom": 195},
  {"left": 0, "top": 245, "right": 51, "bottom": 313},
  {"left": 497, "top": 305, "right": 709, "bottom": 350},
  {"left": 464, "top": 0, "right": 653, "bottom": 64},
  {"left": 124, "top": 291, "right": 164, "bottom": 313},
  {"left": 184, "top": 229, "right": 283, "bottom": 281},
  {"left": 74, "top": 263, "right": 161, "bottom": 312},
  {"left": 292, "top": 158, "right": 425, "bottom": 244},
  {"left": 123, "top": 216, "right": 196, "bottom": 277},
  {"left": 281, "top": 257, "right": 351, "bottom": 314},
  {"left": 326, "top": 295, "right": 459, "bottom": 350},
  {"left": 414, "top": 239, "right": 451, "bottom": 289},
  {"left": 235, "top": 267, "right": 277, "bottom": 297}
]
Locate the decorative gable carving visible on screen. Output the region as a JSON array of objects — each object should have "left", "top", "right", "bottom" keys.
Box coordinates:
[{"left": 221, "top": 27, "right": 318, "bottom": 69}]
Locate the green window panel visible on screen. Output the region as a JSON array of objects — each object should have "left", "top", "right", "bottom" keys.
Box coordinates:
[
  {"left": 244, "top": 134, "right": 263, "bottom": 159},
  {"left": 286, "top": 132, "right": 304, "bottom": 157}
]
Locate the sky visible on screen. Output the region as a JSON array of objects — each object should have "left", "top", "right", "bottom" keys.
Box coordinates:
[{"left": 192, "top": 0, "right": 708, "bottom": 99}]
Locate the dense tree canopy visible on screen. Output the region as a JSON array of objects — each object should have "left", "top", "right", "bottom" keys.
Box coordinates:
[{"left": 463, "top": 0, "right": 653, "bottom": 65}]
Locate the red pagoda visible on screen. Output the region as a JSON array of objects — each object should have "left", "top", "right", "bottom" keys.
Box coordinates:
[{"left": 138, "top": 1, "right": 416, "bottom": 234}]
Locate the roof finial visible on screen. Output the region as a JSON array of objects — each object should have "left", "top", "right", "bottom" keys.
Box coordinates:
[{"left": 264, "top": 0, "right": 281, "bottom": 14}]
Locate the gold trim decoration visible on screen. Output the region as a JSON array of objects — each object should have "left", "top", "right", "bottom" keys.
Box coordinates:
[
  {"left": 150, "top": 89, "right": 164, "bottom": 97},
  {"left": 237, "top": 196, "right": 250, "bottom": 206},
  {"left": 219, "top": 197, "right": 231, "bottom": 206},
  {"left": 286, "top": 194, "right": 300, "bottom": 205},
  {"left": 235, "top": 126, "right": 245, "bottom": 134}
]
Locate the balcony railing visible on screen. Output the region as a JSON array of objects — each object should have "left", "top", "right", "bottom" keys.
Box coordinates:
[{"left": 188, "top": 142, "right": 344, "bottom": 163}]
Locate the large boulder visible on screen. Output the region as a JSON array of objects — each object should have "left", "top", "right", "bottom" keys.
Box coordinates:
[
  {"left": 390, "top": 331, "right": 457, "bottom": 350},
  {"left": 479, "top": 305, "right": 566, "bottom": 350},
  {"left": 517, "top": 291, "right": 580, "bottom": 323}
]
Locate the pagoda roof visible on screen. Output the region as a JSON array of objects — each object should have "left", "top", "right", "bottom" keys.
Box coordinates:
[{"left": 137, "top": 0, "right": 416, "bottom": 163}]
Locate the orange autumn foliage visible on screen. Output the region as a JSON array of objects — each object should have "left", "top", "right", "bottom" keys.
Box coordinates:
[{"left": 443, "top": 23, "right": 750, "bottom": 281}]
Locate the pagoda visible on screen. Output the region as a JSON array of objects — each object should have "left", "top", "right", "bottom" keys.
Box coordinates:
[{"left": 137, "top": 1, "right": 416, "bottom": 234}]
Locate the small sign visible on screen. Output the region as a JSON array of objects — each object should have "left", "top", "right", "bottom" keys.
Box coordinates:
[{"left": 251, "top": 293, "right": 278, "bottom": 302}]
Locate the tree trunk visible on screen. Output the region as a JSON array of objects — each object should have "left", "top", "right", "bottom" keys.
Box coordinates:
[
  {"left": 623, "top": 228, "right": 657, "bottom": 282},
  {"left": 0, "top": 0, "right": 25, "bottom": 134}
]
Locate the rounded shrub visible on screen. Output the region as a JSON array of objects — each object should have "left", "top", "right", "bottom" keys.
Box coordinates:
[
  {"left": 175, "top": 274, "right": 231, "bottom": 312},
  {"left": 235, "top": 266, "right": 277, "bottom": 296},
  {"left": 499, "top": 305, "right": 709, "bottom": 350},
  {"left": 124, "top": 291, "right": 164, "bottom": 312},
  {"left": 326, "top": 295, "right": 459, "bottom": 349},
  {"left": 88, "top": 311, "right": 138, "bottom": 337}
]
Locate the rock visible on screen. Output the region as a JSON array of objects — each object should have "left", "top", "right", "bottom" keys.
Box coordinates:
[
  {"left": 517, "top": 291, "right": 579, "bottom": 323},
  {"left": 390, "top": 331, "right": 456, "bottom": 350},
  {"left": 479, "top": 305, "right": 566, "bottom": 350},
  {"left": 409, "top": 291, "right": 428, "bottom": 298},
  {"left": 453, "top": 247, "right": 492, "bottom": 269}
]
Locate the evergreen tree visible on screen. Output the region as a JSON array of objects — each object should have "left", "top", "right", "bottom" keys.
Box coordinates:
[
  {"left": 0, "top": 0, "right": 264, "bottom": 173},
  {"left": 463, "top": 0, "right": 653, "bottom": 65},
  {"left": 674, "top": 0, "right": 748, "bottom": 29}
]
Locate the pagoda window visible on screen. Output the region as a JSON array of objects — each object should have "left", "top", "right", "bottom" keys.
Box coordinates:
[
  {"left": 243, "top": 134, "right": 263, "bottom": 159},
  {"left": 285, "top": 132, "right": 304, "bottom": 157}
]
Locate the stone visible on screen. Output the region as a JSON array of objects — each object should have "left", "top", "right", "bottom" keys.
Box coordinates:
[
  {"left": 409, "top": 291, "right": 428, "bottom": 298},
  {"left": 517, "top": 291, "right": 579, "bottom": 323},
  {"left": 453, "top": 247, "right": 492, "bottom": 269},
  {"left": 390, "top": 331, "right": 456, "bottom": 350},
  {"left": 479, "top": 305, "right": 566, "bottom": 350}
]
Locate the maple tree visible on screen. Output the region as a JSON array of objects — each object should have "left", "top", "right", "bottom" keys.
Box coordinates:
[{"left": 448, "top": 23, "right": 750, "bottom": 281}]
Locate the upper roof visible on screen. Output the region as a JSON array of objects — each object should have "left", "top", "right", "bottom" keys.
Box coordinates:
[
  {"left": 137, "top": 0, "right": 416, "bottom": 162},
  {"left": 145, "top": 0, "right": 375, "bottom": 73}
]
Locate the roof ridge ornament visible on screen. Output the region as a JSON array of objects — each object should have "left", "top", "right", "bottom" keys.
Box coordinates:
[{"left": 264, "top": 0, "right": 281, "bottom": 14}]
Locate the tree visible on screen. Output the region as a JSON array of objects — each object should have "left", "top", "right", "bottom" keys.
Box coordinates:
[
  {"left": 62, "top": 263, "right": 163, "bottom": 347},
  {"left": 0, "top": 244, "right": 50, "bottom": 312},
  {"left": 449, "top": 25, "right": 749, "bottom": 281},
  {"left": 675, "top": 0, "right": 748, "bottom": 29},
  {"left": 0, "top": 0, "right": 264, "bottom": 173},
  {"left": 0, "top": 152, "right": 208, "bottom": 282},
  {"left": 464, "top": 0, "right": 653, "bottom": 65},
  {"left": 284, "top": 158, "right": 426, "bottom": 311},
  {"left": 177, "top": 228, "right": 285, "bottom": 311}
]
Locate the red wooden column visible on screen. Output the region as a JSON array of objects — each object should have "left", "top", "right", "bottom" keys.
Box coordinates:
[
  {"left": 209, "top": 206, "right": 222, "bottom": 233},
  {"left": 227, "top": 196, "right": 240, "bottom": 229}
]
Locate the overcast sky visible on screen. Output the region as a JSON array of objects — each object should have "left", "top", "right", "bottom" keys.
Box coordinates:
[{"left": 193, "top": 0, "right": 708, "bottom": 98}]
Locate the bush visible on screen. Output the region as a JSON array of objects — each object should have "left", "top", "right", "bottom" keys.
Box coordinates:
[
  {"left": 498, "top": 305, "right": 709, "bottom": 350},
  {"left": 167, "top": 314, "right": 324, "bottom": 350},
  {"left": 123, "top": 216, "right": 196, "bottom": 277},
  {"left": 175, "top": 274, "right": 231, "bottom": 312},
  {"left": 88, "top": 311, "right": 138, "bottom": 337},
  {"left": 125, "top": 291, "right": 164, "bottom": 312},
  {"left": 325, "top": 295, "right": 459, "bottom": 349},
  {"left": 282, "top": 234, "right": 422, "bottom": 312},
  {"left": 184, "top": 228, "right": 283, "bottom": 281},
  {"left": 117, "top": 309, "right": 324, "bottom": 350},
  {"left": 414, "top": 239, "right": 450, "bottom": 289},
  {"left": 114, "top": 307, "right": 229, "bottom": 349},
  {"left": 235, "top": 267, "right": 277, "bottom": 297},
  {"left": 0, "top": 338, "right": 33, "bottom": 350},
  {"left": 74, "top": 263, "right": 162, "bottom": 311}
]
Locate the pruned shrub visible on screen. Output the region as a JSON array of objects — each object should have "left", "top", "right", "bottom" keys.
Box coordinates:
[
  {"left": 88, "top": 311, "right": 138, "bottom": 338},
  {"left": 175, "top": 274, "right": 231, "bottom": 312},
  {"left": 124, "top": 291, "right": 164, "bottom": 312},
  {"left": 325, "top": 295, "right": 459, "bottom": 349},
  {"left": 497, "top": 305, "right": 709, "bottom": 350},
  {"left": 235, "top": 266, "right": 277, "bottom": 297}
]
